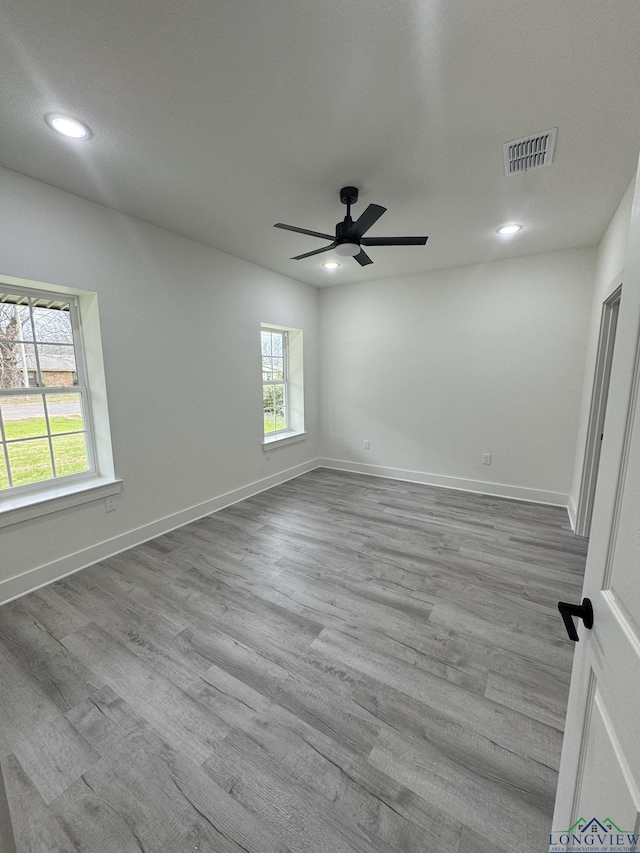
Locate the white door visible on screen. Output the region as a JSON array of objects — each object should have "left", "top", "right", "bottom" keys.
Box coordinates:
[{"left": 551, "top": 173, "right": 640, "bottom": 850}]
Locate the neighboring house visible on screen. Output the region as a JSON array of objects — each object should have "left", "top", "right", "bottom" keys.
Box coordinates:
[{"left": 25, "top": 353, "right": 77, "bottom": 388}]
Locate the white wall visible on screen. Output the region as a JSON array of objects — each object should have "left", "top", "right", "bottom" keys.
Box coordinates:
[
  {"left": 319, "top": 249, "right": 596, "bottom": 504},
  {"left": 0, "top": 163, "right": 619, "bottom": 602},
  {"left": 568, "top": 179, "right": 636, "bottom": 527},
  {"left": 0, "top": 167, "right": 319, "bottom": 601}
]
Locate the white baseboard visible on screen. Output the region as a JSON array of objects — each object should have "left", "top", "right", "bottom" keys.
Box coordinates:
[
  {"left": 566, "top": 493, "right": 578, "bottom": 532},
  {"left": 318, "top": 458, "right": 569, "bottom": 507},
  {"left": 0, "top": 459, "right": 321, "bottom": 605}
]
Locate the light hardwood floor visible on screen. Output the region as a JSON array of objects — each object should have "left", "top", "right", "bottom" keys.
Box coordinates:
[{"left": 0, "top": 469, "right": 587, "bottom": 852}]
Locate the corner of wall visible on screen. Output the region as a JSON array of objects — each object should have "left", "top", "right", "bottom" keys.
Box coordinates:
[{"left": 568, "top": 176, "right": 637, "bottom": 525}]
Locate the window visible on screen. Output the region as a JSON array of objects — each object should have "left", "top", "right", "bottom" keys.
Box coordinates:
[
  {"left": 261, "top": 323, "right": 305, "bottom": 446},
  {"left": 0, "top": 275, "right": 118, "bottom": 526},
  {"left": 261, "top": 327, "right": 288, "bottom": 434},
  {"left": 0, "top": 286, "right": 94, "bottom": 494}
]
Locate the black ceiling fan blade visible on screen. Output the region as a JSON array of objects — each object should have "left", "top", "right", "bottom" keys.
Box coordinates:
[
  {"left": 361, "top": 236, "right": 428, "bottom": 246},
  {"left": 275, "top": 223, "right": 335, "bottom": 241},
  {"left": 291, "top": 243, "right": 337, "bottom": 260},
  {"left": 354, "top": 249, "right": 373, "bottom": 267},
  {"left": 345, "top": 204, "right": 387, "bottom": 240}
]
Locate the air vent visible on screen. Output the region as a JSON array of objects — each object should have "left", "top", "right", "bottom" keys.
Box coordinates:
[{"left": 503, "top": 128, "right": 557, "bottom": 176}]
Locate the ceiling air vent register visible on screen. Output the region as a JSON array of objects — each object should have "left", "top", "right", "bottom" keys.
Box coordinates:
[{"left": 503, "top": 128, "right": 557, "bottom": 176}]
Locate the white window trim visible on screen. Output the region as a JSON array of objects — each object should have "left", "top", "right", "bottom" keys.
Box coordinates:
[
  {"left": 261, "top": 322, "right": 305, "bottom": 450},
  {"left": 262, "top": 430, "right": 306, "bottom": 450},
  {"left": 0, "top": 476, "right": 123, "bottom": 528},
  {"left": 0, "top": 274, "right": 118, "bottom": 525}
]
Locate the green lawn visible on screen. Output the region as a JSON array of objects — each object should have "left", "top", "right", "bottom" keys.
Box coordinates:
[
  {"left": 1, "top": 415, "right": 88, "bottom": 489},
  {"left": 264, "top": 412, "right": 285, "bottom": 433},
  {"left": 3, "top": 414, "right": 82, "bottom": 440}
]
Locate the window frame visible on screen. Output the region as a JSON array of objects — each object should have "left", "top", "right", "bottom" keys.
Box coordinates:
[
  {"left": 261, "top": 322, "right": 305, "bottom": 450},
  {"left": 0, "top": 285, "right": 97, "bottom": 498},
  {"left": 0, "top": 275, "right": 120, "bottom": 526}
]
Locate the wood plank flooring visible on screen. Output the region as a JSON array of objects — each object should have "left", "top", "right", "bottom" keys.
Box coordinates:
[{"left": 0, "top": 469, "right": 588, "bottom": 852}]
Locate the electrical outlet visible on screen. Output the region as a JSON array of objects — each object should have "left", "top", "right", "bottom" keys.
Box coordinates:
[
  {"left": 105, "top": 495, "right": 118, "bottom": 512},
  {"left": 483, "top": 453, "right": 492, "bottom": 465},
  {"left": 364, "top": 439, "right": 370, "bottom": 450}
]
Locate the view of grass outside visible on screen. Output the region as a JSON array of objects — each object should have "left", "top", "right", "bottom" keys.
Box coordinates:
[
  {"left": 0, "top": 412, "right": 88, "bottom": 489},
  {"left": 263, "top": 384, "right": 285, "bottom": 433},
  {"left": 263, "top": 410, "right": 285, "bottom": 433}
]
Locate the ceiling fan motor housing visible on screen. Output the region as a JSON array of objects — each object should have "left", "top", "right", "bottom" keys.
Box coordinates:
[
  {"left": 340, "top": 186, "right": 359, "bottom": 206},
  {"left": 336, "top": 219, "right": 354, "bottom": 241}
]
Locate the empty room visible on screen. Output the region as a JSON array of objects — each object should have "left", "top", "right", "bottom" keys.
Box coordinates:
[{"left": 1, "top": 2, "right": 640, "bottom": 852}]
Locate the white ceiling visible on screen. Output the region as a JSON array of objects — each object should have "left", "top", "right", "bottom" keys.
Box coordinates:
[{"left": 1, "top": 0, "right": 639, "bottom": 287}]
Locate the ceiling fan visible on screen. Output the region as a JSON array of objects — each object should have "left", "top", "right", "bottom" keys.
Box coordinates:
[{"left": 274, "top": 186, "right": 428, "bottom": 267}]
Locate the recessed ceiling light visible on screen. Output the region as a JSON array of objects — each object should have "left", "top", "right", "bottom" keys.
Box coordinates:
[
  {"left": 323, "top": 261, "right": 340, "bottom": 270},
  {"left": 496, "top": 223, "right": 523, "bottom": 236},
  {"left": 45, "top": 114, "right": 90, "bottom": 139}
]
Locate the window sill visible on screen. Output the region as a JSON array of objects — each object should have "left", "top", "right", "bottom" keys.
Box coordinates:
[
  {"left": 0, "top": 477, "right": 123, "bottom": 529},
  {"left": 262, "top": 430, "right": 307, "bottom": 451}
]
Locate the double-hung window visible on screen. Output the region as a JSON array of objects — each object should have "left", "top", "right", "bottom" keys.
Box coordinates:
[
  {"left": 261, "top": 327, "right": 288, "bottom": 435},
  {"left": 0, "top": 287, "right": 94, "bottom": 494},
  {"left": 261, "top": 323, "right": 305, "bottom": 447}
]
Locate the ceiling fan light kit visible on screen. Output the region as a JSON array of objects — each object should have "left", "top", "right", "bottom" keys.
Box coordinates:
[
  {"left": 335, "top": 242, "right": 360, "bottom": 257},
  {"left": 274, "top": 186, "right": 428, "bottom": 267}
]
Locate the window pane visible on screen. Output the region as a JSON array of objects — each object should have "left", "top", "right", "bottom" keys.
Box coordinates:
[
  {"left": 37, "top": 344, "right": 77, "bottom": 387},
  {"left": 263, "top": 384, "right": 286, "bottom": 433},
  {"left": 264, "top": 408, "right": 276, "bottom": 434},
  {"left": 264, "top": 407, "right": 286, "bottom": 432},
  {"left": 7, "top": 439, "right": 53, "bottom": 486},
  {"left": 272, "top": 333, "right": 283, "bottom": 356},
  {"left": 0, "top": 341, "right": 35, "bottom": 388},
  {"left": 271, "top": 356, "right": 284, "bottom": 380},
  {"left": 262, "top": 357, "right": 273, "bottom": 381},
  {"left": 52, "top": 433, "right": 89, "bottom": 476},
  {"left": 46, "top": 393, "right": 84, "bottom": 434},
  {"left": 276, "top": 383, "right": 286, "bottom": 430},
  {"left": 263, "top": 384, "right": 284, "bottom": 409},
  {"left": 273, "top": 407, "right": 285, "bottom": 430},
  {"left": 1, "top": 395, "right": 47, "bottom": 440},
  {"left": 0, "top": 300, "right": 32, "bottom": 342},
  {"left": 32, "top": 303, "right": 72, "bottom": 344},
  {"left": 261, "top": 331, "right": 272, "bottom": 356},
  {"left": 263, "top": 384, "right": 275, "bottom": 434},
  {"left": 0, "top": 452, "right": 8, "bottom": 490}
]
